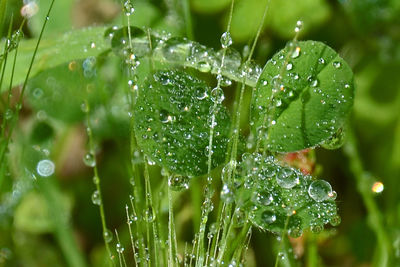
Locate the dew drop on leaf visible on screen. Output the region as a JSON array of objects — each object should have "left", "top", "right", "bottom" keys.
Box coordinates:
[
  {"left": 276, "top": 168, "right": 299, "bottom": 189},
  {"left": 308, "top": 180, "right": 333, "bottom": 202}
]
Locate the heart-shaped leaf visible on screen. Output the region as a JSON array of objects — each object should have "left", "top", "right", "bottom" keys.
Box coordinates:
[
  {"left": 134, "top": 70, "right": 231, "bottom": 176},
  {"left": 251, "top": 41, "right": 354, "bottom": 152}
]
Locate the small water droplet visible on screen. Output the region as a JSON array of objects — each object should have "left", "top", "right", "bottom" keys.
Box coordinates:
[
  {"left": 83, "top": 152, "right": 96, "bottom": 167},
  {"left": 261, "top": 210, "right": 276, "bottom": 224},
  {"left": 318, "top": 58, "right": 325, "bottom": 64},
  {"left": 310, "top": 224, "right": 323, "bottom": 233},
  {"left": 116, "top": 243, "right": 125, "bottom": 253},
  {"left": 91, "top": 190, "right": 101, "bottom": 205},
  {"left": 103, "top": 229, "right": 113, "bottom": 243},
  {"left": 220, "top": 32, "right": 233, "bottom": 49},
  {"left": 286, "top": 63, "right": 293, "bottom": 70},
  {"left": 93, "top": 176, "right": 100, "bottom": 185},
  {"left": 123, "top": 1, "right": 135, "bottom": 16},
  {"left": 294, "top": 20, "right": 303, "bottom": 33},
  {"left": 332, "top": 61, "right": 342, "bottom": 69},
  {"left": 36, "top": 159, "right": 55, "bottom": 177},
  {"left": 330, "top": 215, "right": 341, "bottom": 226},
  {"left": 4, "top": 109, "right": 13, "bottom": 120}
]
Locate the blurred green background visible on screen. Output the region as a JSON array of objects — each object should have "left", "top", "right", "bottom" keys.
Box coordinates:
[{"left": 1, "top": 0, "right": 400, "bottom": 266}]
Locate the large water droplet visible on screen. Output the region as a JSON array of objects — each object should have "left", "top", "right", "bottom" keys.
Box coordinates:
[{"left": 308, "top": 180, "right": 332, "bottom": 202}]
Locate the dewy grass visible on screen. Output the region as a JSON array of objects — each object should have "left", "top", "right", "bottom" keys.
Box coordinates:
[{"left": 0, "top": 0, "right": 394, "bottom": 266}]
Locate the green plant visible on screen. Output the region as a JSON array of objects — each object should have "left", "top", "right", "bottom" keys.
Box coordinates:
[{"left": 1, "top": 0, "right": 399, "bottom": 266}]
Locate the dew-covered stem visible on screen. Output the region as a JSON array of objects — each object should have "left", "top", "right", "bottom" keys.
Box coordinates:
[
  {"left": 84, "top": 99, "right": 114, "bottom": 265},
  {"left": 168, "top": 186, "right": 178, "bottom": 266}
]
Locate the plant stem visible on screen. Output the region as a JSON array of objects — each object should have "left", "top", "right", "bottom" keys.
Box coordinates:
[
  {"left": 344, "top": 128, "right": 391, "bottom": 266},
  {"left": 38, "top": 177, "right": 87, "bottom": 267}
]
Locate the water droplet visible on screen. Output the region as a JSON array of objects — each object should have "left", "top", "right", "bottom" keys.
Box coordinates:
[
  {"left": 4, "top": 109, "right": 13, "bottom": 120},
  {"left": 36, "top": 159, "right": 55, "bottom": 177},
  {"left": 308, "top": 180, "right": 332, "bottom": 202},
  {"left": 145, "top": 208, "right": 155, "bottom": 222},
  {"left": 103, "top": 229, "right": 113, "bottom": 243},
  {"left": 221, "top": 184, "right": 234, "bottom": 203},
  {"left": 252, "top": 191, "right": 273, "bottom": 206},
  {"left": 93, "top": 176, "right": 100, "bottom": 185},
  {"left": 220, "top": 32, "right": 233, "bottom": 49},
  {"left": 310, "top": 224, "right": 323, "bottom": 233},
  {"left": 91, "top": 190, "right": 101, "bottom": 205},
  {"left": 276, "top": 168, "right": 299, "bottom": 189},
  {"left": 168, "top": 175, "right": 189, "bottom": 191},
  {"left": 332, "top": 61, "right": 341, "bottom": 68},
  {"left": 116, "top": 243, "right": 125, "bottom": 253},
  {"left": 129, "top": 176, "right": 136, "bottom": 186},
  {"left": 289, "top": 226, "right": 302, "bottom": 238},
  {"left": 291, "top": 46, "right": 301, "bottom": 58},
  {"left": 307, "top": 75, "right": 319, "bottom": 87},
  {"left": 195, "top": 87, "right": 208, "bottom": 100},
  {"left": 83, "top": 152, "right": 96, "bottom": 167},
  {"left": 123, "top": 1, "right": 135, "bottom": 16},
  {"left": 330, "top": 215, "right": 341, "bottom": 226},
  {"left": 294, "top": 20, "right": 303, "bottom": 33},
  {"left": 318, "top": 58, "right": 325, "bottom": 64},
  {"left": 32, "top": 88, "right": 43, "bottom": 99},
  {"left": 198, "top": 61, "right": 211, "bottom": 72},
  {"left": 211, "top": 87, "right": 225, "bottom": 103},
  {"left": 261, "top": 210, "right": 276, "bottom": 224},
  {"left": 80, "top": 102, "right": 89, "bottom": 113},
  {"left": 286, "top": 63, "right": 293, "bottom": 70}
]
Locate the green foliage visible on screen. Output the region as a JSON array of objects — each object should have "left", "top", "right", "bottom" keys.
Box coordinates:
[
  {"left": 1, "top": 26, "right": 108, "bottom": 91},
  {"left": 230, "top": 0, "right": 329, "bottom": 41},
  {"left": 134, "top": 70, "right": 231, "bottom": 176},
  {"left": 2, "top": 0, "right": 399, "bottom": 266},
  {"left": 26, "top": 59, "right": 108, "bottom": 123},
  {"left": 235, "top": 153, "right": 339, "bottom": 237},
  {"left": 251, "top": 41, "right": 354, "bottom": 152}
]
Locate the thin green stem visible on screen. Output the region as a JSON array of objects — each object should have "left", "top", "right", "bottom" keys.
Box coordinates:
[
  {"left": 84, "top": 100, "right": 114, "bottom": 265},
  {"left": 181, "top": 0, "right": 194, "bottom": 40},
  {"left": 38, "top": 177, "right": 87, "bottom": 267},
  {"left": 344, "top": 128, "right": 391, "bottom": 266}
]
